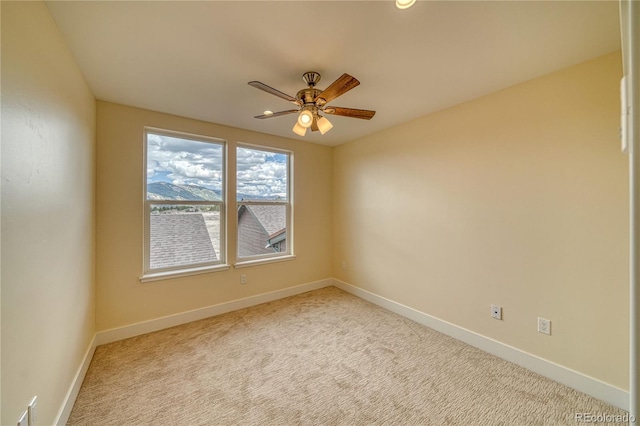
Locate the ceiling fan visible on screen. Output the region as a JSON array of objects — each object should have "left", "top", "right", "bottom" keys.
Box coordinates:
[{"left": 248, "top": 71, "right": 376, "bottom": 136}]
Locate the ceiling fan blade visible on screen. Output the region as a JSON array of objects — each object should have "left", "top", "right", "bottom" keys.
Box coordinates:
[
  {"left": 323, "top": 107, "right": 376, "bottom": 120},
  {"left": 248, "top": 81, "right": 301, "bottom": 105},
  {"left": 315, "top": 74, "right": 360, "bottom": 105},
  {"left": 254, "top": 109, "right": 299, "bottom": 119}
]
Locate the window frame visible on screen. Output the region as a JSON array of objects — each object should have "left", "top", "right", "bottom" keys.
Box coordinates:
[
  {"left": 235, "top": 143, "right": 294, "bottom": 267},
  {"left": 141, "top": 127, "right": 228, "bottom": 282}
]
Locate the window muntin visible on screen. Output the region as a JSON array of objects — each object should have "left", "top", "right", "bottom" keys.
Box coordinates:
[
  {"left": 144, "top": 129, "right": 225, "bottom": 274},
  {"left": 236, "top": 145, "right": 291, "bottom": 261}
]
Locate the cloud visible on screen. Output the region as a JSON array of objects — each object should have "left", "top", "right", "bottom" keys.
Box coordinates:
[
  {"left": 237, "top": 147, "right": 288, "bottom": 200},
  {"left": 147, "top": 133, "right": 223, "bottom": 190},
  {"left": 147, "top": 133, "right": 289, "bottom": 200}
]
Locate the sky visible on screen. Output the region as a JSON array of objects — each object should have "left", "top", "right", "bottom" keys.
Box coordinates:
[{"left": 147, "top": 132, "right": 288, "bottom": 200}]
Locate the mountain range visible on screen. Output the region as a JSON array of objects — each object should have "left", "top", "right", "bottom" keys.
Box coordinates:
[
  {"left": 148, "top": 181, "right": 283, "bottom": 202},
  {"left": 147, "top": 182, "right": 221, "bottom": 201}
]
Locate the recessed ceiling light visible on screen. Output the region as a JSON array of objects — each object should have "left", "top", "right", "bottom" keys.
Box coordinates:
[{"left": 395, "top": 0, "right": 416, "bottom": 9}]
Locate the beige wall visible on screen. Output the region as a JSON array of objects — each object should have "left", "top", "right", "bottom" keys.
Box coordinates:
[
  {"left": 0, "top": 2, "right": 628, "bottom": 419},
  {"left": 333, "top": 52, "right": 629, "bottom": 390},
  {"left": 96, "top": 102, "right": 332, "bottom": 331},
  {"left": 1, "top": 2, "right": 96, "bottom": 424}
]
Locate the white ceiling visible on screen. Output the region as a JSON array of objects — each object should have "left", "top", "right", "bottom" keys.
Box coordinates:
[{"left": 46, "top": 1, "right": 621, "bottom": 146}]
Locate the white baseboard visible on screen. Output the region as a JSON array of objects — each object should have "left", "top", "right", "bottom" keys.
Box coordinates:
[
  {"left": 57, "top": 279, "right": 332, "bottom": 424},
  {"left": 96, "top": 278, "right": 333, "bottom": 346},
  {"left": 54, "top": 334, "right": 97, "bottom": 425},
  {"left": 332, "top": 279, "right": 630, "bottom": 411},
  {"left": 59, "top": 277, "right": 628, "bottom": 422}
]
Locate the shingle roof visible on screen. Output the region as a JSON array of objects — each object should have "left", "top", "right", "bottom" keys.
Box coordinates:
[
  {"left": 237, "top": 205, "right": 287, "bottom": 257},
  {"left": 150, "top": 213, "right": 216, "bottom": 269},
  {"left": 244, "top": 205, "right": 285, "bottom": 236}
]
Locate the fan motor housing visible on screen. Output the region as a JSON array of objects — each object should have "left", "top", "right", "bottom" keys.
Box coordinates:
[{"left": 296, "top": 88, "right": 321, "bottom": 105}]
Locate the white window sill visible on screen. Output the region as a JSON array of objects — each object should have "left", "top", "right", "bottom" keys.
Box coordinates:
[
  {"left": 140, "top": 264, "right": 231, "bottom": 283},
  {"left": 234, "top": 255, "right": 296, "bottom": 269}
]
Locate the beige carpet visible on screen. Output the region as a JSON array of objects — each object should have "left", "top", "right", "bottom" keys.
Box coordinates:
[{"left": 68, "top": 286, "right": 628, "bottom": 425}]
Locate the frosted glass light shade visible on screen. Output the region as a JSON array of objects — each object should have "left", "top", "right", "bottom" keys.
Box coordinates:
[
  {"left": 292, "top": 122, "right": 307, "bottom": 136},
  {"left": 297, "top": 109, "right": 314, "bottom": 128},
  {"left": 317, "top": 116, "right": 333, "bottom": 135}
]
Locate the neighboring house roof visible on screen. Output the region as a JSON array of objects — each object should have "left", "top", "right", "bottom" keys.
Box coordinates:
[
  {"left": 237, "top": 205, "right": 286, "bottom": 257},
  {"left": 150, "top": 213, "right": 216, "bottom": 269},
  {"left": 243, "top": 205, "right": 285, "bottom": 237},
  {"left": 268, "top": 228, "right": 286, "bottom": 242}
]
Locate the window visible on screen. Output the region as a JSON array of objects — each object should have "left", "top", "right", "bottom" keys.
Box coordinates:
[
  {"left": 236, "top": 145, "right": 292, "bottom": 263},
  {"left": 144, "top": 128, "right": 225, "bottom": 277}
]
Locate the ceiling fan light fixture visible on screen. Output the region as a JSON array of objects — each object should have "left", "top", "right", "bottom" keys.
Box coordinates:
[
  {"left": 395, "top": 0, "right": 416, "bottom": 9},
  {"left": 249, "top": 71, "right": 376, "bottom": 138},
  {"left": 317, "top": 116, "right": 333, "bottom": 135},
  {"left": 298, "top": 108, "right": 314, "bottom": 128},
  {"left": 292, "top": 122, "right": 307, "bottom": 136}
]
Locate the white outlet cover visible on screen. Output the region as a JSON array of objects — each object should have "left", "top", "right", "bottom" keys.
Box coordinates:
[{"left": 538, "top": 317, "right": 551, "bottom": 335}]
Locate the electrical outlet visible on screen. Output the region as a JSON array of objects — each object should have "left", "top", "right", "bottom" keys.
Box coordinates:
[
  {"left": 491, "top": 305, "right": 502, "bottom": 320},
  {"left": 17, "top": 410, "right": 28, "bottom": 426},
  {"left": 538, "top": 317, "right": 551, "bottom": 335},
  {"left": 240, "top": 274, "right": 247, "bottom": 285},
  {"left": 28, "top": 396, "right": 38, "bottom": 425}
]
